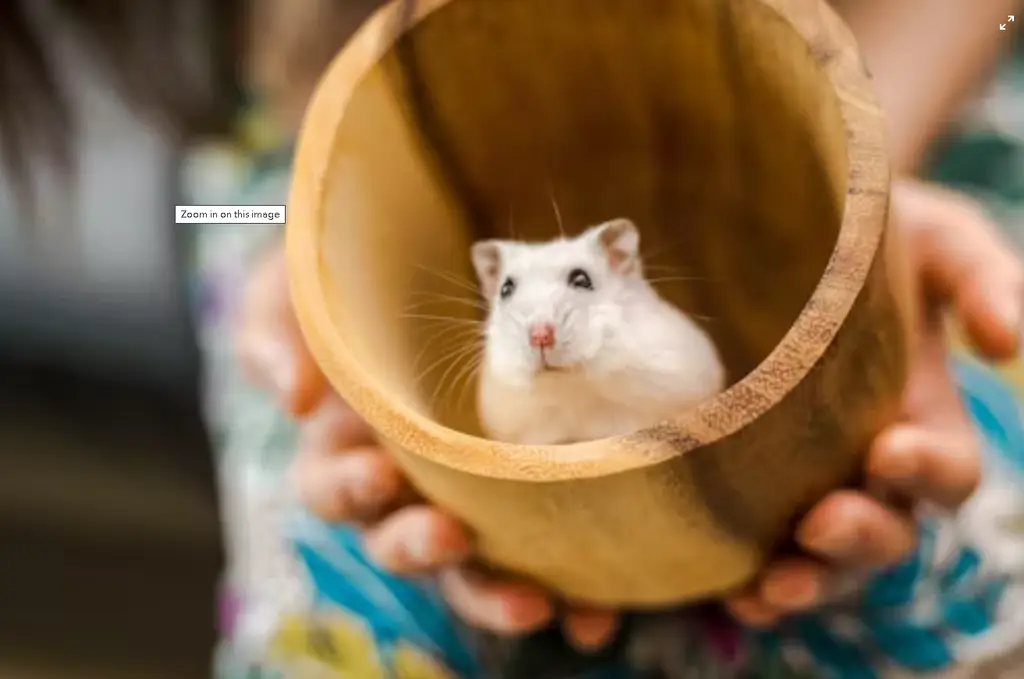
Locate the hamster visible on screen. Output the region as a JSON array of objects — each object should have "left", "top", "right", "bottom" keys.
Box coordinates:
[
  {"left": 467, "top": 218, "right": 729, "bottom": 679},
  {"left": 470, "top": 217, "right": 726, "bottom": 447}
]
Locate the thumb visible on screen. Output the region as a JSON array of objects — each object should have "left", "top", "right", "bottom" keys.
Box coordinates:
[
  {"left": 897, "top": 179, "right": 1024, "bottom": 361},
  {"left": 236, "top": 240, "right": 327, "bottom": 415}
]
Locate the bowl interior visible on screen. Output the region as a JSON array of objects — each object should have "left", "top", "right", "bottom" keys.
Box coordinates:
[{"left": 316, "top": 0, "right": 849, "bottom": 439}]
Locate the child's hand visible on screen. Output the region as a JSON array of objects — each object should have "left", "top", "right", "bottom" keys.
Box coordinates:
[
  {"left": 725, "top": 178, "right": 1024, "bottom": 625},
  {"left": 240, "top": 178, "right": 1023, "bottom": 646}
]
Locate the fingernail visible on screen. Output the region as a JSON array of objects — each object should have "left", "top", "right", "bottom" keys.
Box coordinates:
[
  {"left": 879, "top": 445, "right": 918, "bottom": 482},
  {"left": 803, "top": 523, "right": 852, "bottom": 559},
  {"left": 499, "top": 591, "right": 554, "bottom": 630},
  {"left": 725, "top": 598, "right": 778, "bottom": 628},
  {"left": 869, "top": 428, "right": 920, "bottom": 482},
  {"left": 569, "top": 613, "right": 618, "bottom": 651},
  {"left": 764, "top": 576, "right": 819, "bottom": 610},
  {"left": 405, "top": 528, "right": 469, "bottom": 567}
]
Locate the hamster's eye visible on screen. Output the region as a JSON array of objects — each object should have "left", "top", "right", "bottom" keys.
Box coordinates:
[
  {"left": 567, "top": 268, "right": 593, "bottom": 290},
  {"left": 499, "top": 277, "right": 516, "bottom": 299}
]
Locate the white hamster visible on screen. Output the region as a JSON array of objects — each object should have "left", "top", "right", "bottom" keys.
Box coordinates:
[{"left": 470, "top": 217, "right": 725, "bottom": 446}]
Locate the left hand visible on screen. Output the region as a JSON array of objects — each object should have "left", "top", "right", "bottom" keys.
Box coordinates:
[{"left": 725, "top": 178, "right": 1024, "bottom": 625}]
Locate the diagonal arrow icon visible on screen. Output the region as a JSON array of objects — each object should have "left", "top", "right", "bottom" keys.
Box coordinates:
[
  {"left": 1001, "top": 23, "right": 1007, "bottom": 29},
  {"left": 1010, "top": 15, "right": 1015, "bottom": 21}
]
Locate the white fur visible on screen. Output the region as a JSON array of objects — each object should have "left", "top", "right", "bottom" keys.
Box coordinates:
[{"left": 471, "top": 220, "right": 725, "bottom": 445}]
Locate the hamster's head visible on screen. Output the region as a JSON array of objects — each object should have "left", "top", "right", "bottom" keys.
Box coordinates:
[{"left": 471, "top": 218, "right": 644, "bottom": 384}]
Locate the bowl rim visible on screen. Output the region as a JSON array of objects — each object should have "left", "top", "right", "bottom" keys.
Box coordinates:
[{"left": 287, "top": 0, "right": 891, "bottom": 482}]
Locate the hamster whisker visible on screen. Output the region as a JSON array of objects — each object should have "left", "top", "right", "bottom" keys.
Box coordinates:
[
  {"left": 414, "top": 265, "right": 484, "bottom": 297},
  {"left": 415, "top": 337, "right": 484, "bottom": 389},
  {"left": 643, "top": 275, "right": 710, "bottom": 285},
  {"left": 406, "top": 292, "right": 488, "bottom": 313},
  {"left": 557, "top": 307, "right": 575, "bottom": 328},
  {"left": 430, "top": 341, "right": 484, "bottom": 407},
  {"left": 547, "top": 182, "right": 566, "bottom": 238},
  {"left": 639, "top": 234, "right": 688, "bottom": 262},
  {"left": 412, "top": 324, "right": 483, "bottom": 372},
  {"left": 400, "top": 312, "right": 483, "bottom": 327},
  {"left": 452, "top": 354, "right": 485, "bottom": 416},
  {"left": 642, "top": 264, "right": 696, "bottom": 275},
  {"left": 446, "top": 347, "right": 484, "bottom": 403}
]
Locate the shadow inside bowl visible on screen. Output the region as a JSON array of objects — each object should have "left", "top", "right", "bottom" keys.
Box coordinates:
[{"left": 318, "top": 0, "right": 849, "bottom": 443}]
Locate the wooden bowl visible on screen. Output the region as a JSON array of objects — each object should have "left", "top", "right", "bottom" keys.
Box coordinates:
[{"left": 286, "top": 0, "right": 913, "bottom": 606}]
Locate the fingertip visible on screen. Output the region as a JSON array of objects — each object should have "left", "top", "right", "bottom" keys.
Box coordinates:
[
  {"left": 958, "top": 283, "right": 1022, "bottom": 363},
  {"left": 797, "top": 490, "right": 916, "bottom": 566},
  {"left": 564, "top": 609, "right": 619, "bottom": 651},
  {"left": 496, "top": 583, "right": 558, "bottom": 633},
  {"left": 294, "top": 446, "right": 403, "bottom": 522},
  {"left": 795, "top": 490, "right": 855, "bottom": 555},
  {"left": 364, "top": 506, "right": 474, "bottom": 573},
  {"left": 943, "top": 216, "right": 1024, "bottom": 362},
  {"left": 867, "top": 426, "right": 923, "bottom": 482},
  {"left": 286, "top": 352, "right": 329, "bottom": 416},
  {"left": 300, "top": 393, "right": 377, "bottom": 450},
  {"left": 438, "top": 568, "right": 555, "bottom": 634},
  {"left": 724, "top": 592, "right": 780, "bottom": 628},
  {"left": 868, "top": 425, "right": 980, "bottom": 509},
  {"left": 759, "top": 559, "right": 826, "bottom": 612}
]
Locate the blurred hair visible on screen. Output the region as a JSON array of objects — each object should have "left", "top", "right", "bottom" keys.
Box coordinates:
[
  {"left": 0, "top": 0, "right": 243, "bottom": 212},
  {"left": 246, "top": 0, "right": 384, "bottom": 133}
]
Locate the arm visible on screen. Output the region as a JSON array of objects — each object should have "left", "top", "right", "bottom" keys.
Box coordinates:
[{"left": 831, "top": 0, "right": 1019, "bottom": 175}]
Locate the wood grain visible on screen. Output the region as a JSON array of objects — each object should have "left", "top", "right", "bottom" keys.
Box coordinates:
[{"left": 286, "top": 0, "right": 907, "bottom": 605}]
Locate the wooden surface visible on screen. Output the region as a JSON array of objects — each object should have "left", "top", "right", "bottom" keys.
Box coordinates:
[{"left": 287, "top": 0, "right": 907, "bottom": 606}]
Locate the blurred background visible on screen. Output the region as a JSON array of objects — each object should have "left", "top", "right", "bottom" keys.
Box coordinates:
[{"left": 0, "top": 1, "right": 1019, "bottom": 679}]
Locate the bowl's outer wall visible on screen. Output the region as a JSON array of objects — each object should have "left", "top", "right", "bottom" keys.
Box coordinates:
[
  {"left": 376, "top": 220, "right": 907, "bottom": 607},
  {"left": 286, "top": 0, "right": 905, "bottom": 606}
]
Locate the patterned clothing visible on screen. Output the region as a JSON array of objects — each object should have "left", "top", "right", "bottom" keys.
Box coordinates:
[
  {"left": 187, "top": 45, "right": 1024, "bottom": 679},
  {"left": 203, "top": 356, "right": 1024, "bottom": 679}
]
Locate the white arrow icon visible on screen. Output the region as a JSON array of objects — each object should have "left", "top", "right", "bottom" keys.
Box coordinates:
[
  {"left": 1010, "top": 15, "right": 1015, "bottom": 21},
  {"left": 1001, "top": 23, "right": 1007, "bottom": 29}
]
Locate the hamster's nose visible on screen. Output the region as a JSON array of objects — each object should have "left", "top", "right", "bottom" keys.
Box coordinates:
[{"left": 528, "top": 323, "right": 556, "bottom": 349}]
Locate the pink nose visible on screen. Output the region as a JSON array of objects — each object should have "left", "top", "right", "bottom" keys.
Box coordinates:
[{"left": 528, "top": 323, "right": 556, "bottom": 349}]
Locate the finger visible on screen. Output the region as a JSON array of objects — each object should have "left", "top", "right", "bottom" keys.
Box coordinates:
[
  {"left": 796, "top": 490, "right": 917, "bottom": 567},
  {"left": 363, "top": 505, "right": 474, "bottom": 573},
  {"left": 868, "top": 424, "right": 981, "bottom": 509},
  {"left": 236, "top": 242, "right": 327, "bottom": 415},
  {"left": 292, "top": 444, "right": 405, "bottom": 522},
  {"left": 438, "top": 567, "right": 555, "bottom": 635},
  {"left": 900, "top": 179, "right": 1024, "bottom": 360},
  {"left": 300, "top": 392, "right": 377, "bottom": 452},
  {"left": 900, "top": 307, "right": 967, "bottom": 426},
  {"left": 757, "top": 557, "right": 829, "bottom": 613},
  {"left": 563, "top": 608, "right": 620, "bottom": 651},
  {"left": 723, "top": 590, "right": 782, "bottom": 628}
]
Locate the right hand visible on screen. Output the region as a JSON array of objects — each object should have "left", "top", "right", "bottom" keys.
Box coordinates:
[{"left": 237, "top": 243, "right": 614, "bottom": 644}]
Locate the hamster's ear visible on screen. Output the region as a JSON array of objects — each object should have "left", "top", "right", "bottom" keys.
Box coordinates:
[
  {"left": 470, "top": 240, "right": 503, "bottom": 298},
  {"left": 590, "top": 218, "right": 640, "bottom": 274}
]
